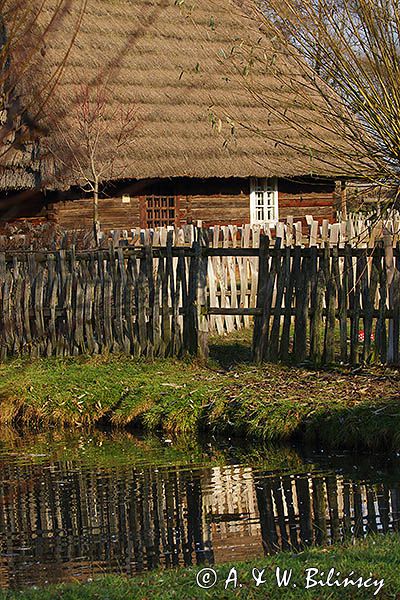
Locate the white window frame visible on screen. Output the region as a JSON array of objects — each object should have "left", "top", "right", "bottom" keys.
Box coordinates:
[{"left": 250, "top": 177, "right": 279, "bottom": 225}]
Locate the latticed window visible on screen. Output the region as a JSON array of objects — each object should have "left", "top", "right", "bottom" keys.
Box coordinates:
[
  {"left": 250, "top": 177, "right": 278, "bottom": 225},
  {"left": 144, "top": 196, "right": 177, "bottom": 228}
]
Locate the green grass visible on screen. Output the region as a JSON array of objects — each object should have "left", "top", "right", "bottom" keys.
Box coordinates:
[
  {"left": 1, "top": 535, "right": 399, "bottom": 599},
  {"left": 0, "top": 330, "right": 399, "bottom": 450}
]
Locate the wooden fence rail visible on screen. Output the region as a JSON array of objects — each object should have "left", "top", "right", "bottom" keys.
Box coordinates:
[{"left": 1, "top": 219, "right": 400, "bottom": 365}]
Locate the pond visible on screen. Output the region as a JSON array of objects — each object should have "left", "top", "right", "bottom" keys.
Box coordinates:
[{"left": 0, "top": 428, "right": 399, "bottom": 590}]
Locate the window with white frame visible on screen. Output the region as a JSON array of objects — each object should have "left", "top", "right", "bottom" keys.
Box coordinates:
[{"left": 250, "top": 177, "right": 278, "bottom": 225}]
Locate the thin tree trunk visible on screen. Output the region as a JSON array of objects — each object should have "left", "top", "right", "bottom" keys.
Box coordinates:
[{"left": 93, "top": 179, "right": 100, "bottom": 245}]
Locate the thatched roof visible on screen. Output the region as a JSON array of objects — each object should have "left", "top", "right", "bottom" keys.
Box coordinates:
[{"left": 1, "top": 0, "right": 353, "bottom": 190}]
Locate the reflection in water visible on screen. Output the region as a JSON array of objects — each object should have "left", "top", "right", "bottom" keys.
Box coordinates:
[{"left": 0, "top": 429, "right": 399, "bottom": 589}]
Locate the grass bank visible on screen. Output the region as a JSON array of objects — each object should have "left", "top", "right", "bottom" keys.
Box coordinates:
[
  {"left": 0, "top": 331, "right": 399, "bottom": 450},
  {"left": 1, "top": 535, "right": 399, "bottom": 599}
]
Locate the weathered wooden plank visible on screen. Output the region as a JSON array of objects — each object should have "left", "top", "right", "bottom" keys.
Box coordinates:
[
  {"left": 152, "top": 250, "right": 163, "bottom": 356},
  {"left": 33, "top": 270, "right": 45, "bottom": 355},
  {"left": 2, "top": 274, "right": 14, "bottom": 359},
  {"left": 197, "top": 228, "right": 209, "bottom": 359},
  {"left": 159, "top": 248, "right": 171, "bottom": 356},
  {"left": 241, "top": 224, "right": 251, "bottom": 329},
  {"left": 93, "top": 278, "right": 104, "bottom": 353},
  {"left": 84, "top": 280, "right": 97, "bottom": 354},
  {"left": 228, "top": 225, "right": 241, "bottom": 330},
  {"left": 310, "top": 261, "right": 325, "bottom": 365},
  {"left": 47, "top": 273, "right": 58, "bottom": 356},
  {"left": 293, "top": 247, "right": 308, "bottom": 363},
  {"left": 187, "top": 238, "right": 200, "bottom": 355},
  {"left": 252, "top": 234, "right": 271, "bottom": 363},
  {"left": 103, "top": 273, "right": 113, "bottom": 352},
  {"left": 22, "top": 278, "right": 32, "bottom": 348},
  {"left": 13, "top": 275, "right": 24, "bottom": 354},
  {"left": 178, "top": 247, "right": 190, "bottom": 354},
  {"left": 279, "top": 241, "right": 296, "bottom": 362},
  {"left": 167, "top": 231, "right": 180, "bottom": 356},
  {"left": 361, "top": 249, "right": 374, "bottom": 361},
  {"left": 324, "top": 246, "right": 336, "bottom": 365},
  {"left": 350, "top": 254, "right": 362, "bottom": 364},
  {"left": 269, "top": 244, "right": 287, "bottom": 359},
  {"left": 74, "top": 276, "right": 85, "bottom": 354}
]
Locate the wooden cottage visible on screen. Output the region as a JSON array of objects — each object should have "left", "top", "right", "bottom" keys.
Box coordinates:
[{"left": 0, "top": 0, "right": 348, "bottom": 232}]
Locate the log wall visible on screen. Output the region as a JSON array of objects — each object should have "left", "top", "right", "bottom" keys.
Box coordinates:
[
  {"left": 1, "top": 177, "right": 336, "bottom": 231},
  {"left": 47, "top": 197, "right": 141, "bottom": 231}
]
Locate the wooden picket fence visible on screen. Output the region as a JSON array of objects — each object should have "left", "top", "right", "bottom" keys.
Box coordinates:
[
  {"left": 0, "top": 213, "right": 400, "bottom": 365},
  {"left": 0, "top": 230, "right": 209, "bottom": 361},
  {"left": 251, "top": 236, "right": 400, "bottom": 365}
]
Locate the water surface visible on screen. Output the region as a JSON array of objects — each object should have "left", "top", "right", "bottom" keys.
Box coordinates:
[{"left": 0, "top": 428, "right": 399, "bottom": 589}]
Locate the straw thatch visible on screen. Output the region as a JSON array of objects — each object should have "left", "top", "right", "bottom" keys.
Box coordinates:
[{"left": 1, "top": 0, "right": 353, "bottom": 190}]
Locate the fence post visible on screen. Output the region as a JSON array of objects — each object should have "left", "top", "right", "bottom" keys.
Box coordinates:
[
  {"left": 186, "top": 228, "right": 209, "bottom": 358},
  {"left": 386, "top": 229, "right": 399, "bottom": 364},
  {"left": 197, "top": 228, "right": 209, "bottom": 360},
  {"left": 252, "top": 233, "right": 269, "bottom": 363}
]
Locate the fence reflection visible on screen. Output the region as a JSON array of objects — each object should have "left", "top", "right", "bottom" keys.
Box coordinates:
[{"left": 1, "top": 458, "right": 400, "bottom": 589}]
